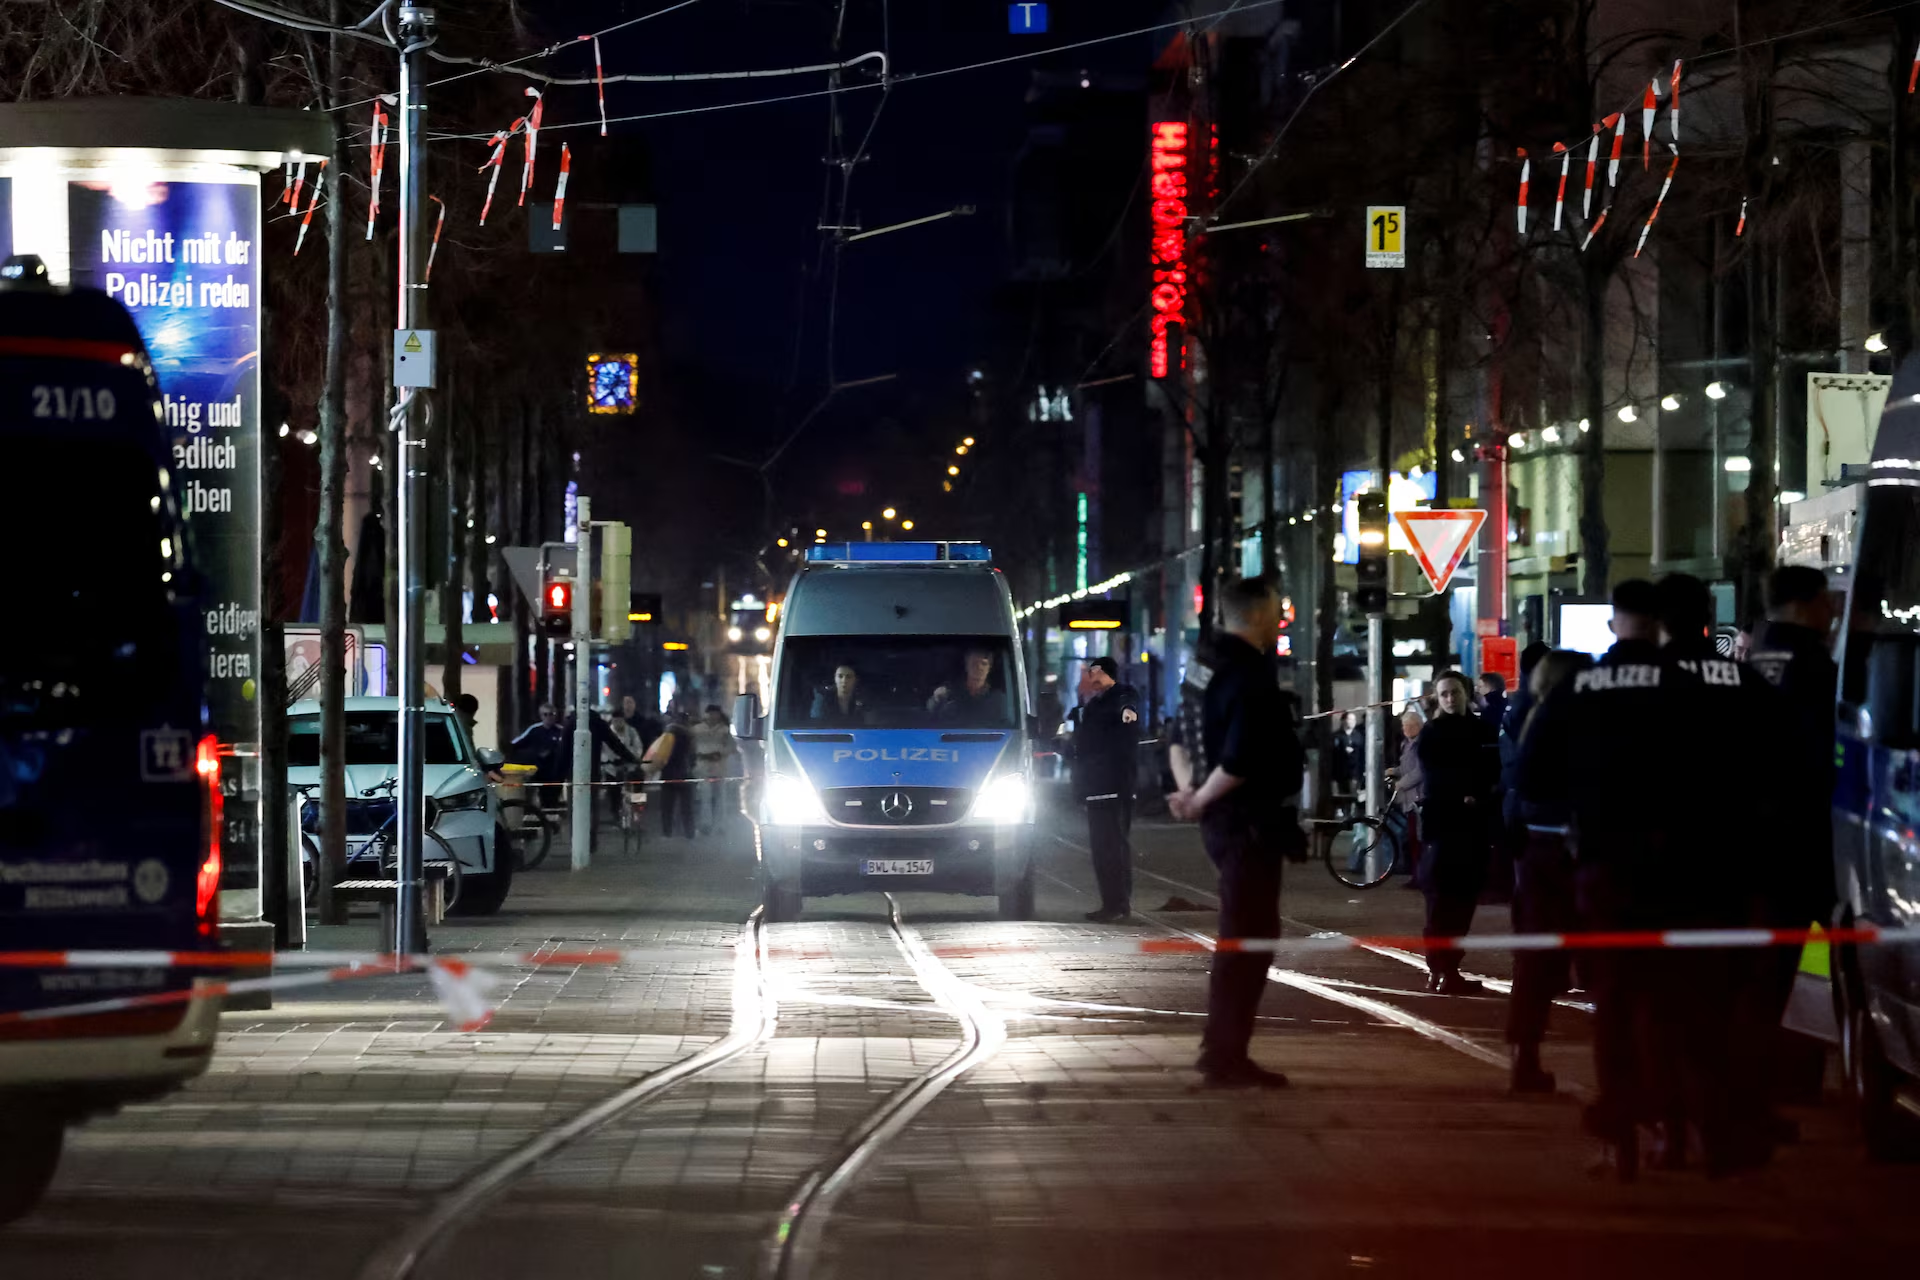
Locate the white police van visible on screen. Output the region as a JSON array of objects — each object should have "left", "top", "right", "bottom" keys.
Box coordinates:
[{"left": 734, "top": 542, "right": 1036, "bottom": 921}]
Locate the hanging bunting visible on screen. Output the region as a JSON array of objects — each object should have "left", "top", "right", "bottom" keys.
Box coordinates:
[
  {"left": 518, "top": 87, "right": 544, "bottom": 207},
  {"left": 1582, "top": 123, "right": 1602, "bottom": 219},
  {"left": 1552, "top": 142, "right": 1570, "bottom": 231},
  {"left": 1581, "top": 205, "right": 1610, "bottom": 253},
  {"left": 1634, "top": 146, "right": 1679, "bottom": 259},
  {"left": 1641, "top": 79, "right": 1658, "bottom": 170},
  {"left": 1607, "top": 111, "right": 1626, "bottom": 188},
  {"left": 1669, "top": 60, "right": 1683, "bottom": 146},
  {"left": 551, "top": 144, "right": 571, "bottom": 232},
  {"left": 478, "top": 129, "right": 510, "bottom": 226},
  {"left": 279, "top": 159, "right": 296, "bottom": 206},
  {"left": 592, "top": 36, "right": 608, "bottom": 137},
  {"left": 425, "top": 194, "right": 446, "bottom": 282},
  {"left": 294, "top": 159, "right": 327, "bottom": 257},
  {"left": 365, "top": 102, "right": 389, "bottom": 241},
  {"left": 1736, "top": 194, "right": 1749, "bottom": 237},
  {"left": 1910, "top": 39, "right": 1919, "bottom": 92},
  {"left": 1515, "top": 148, "right": 1530, "bottom": 234},
  {"left": 287, "top": 158, "right": 309, "bottom": 216}
]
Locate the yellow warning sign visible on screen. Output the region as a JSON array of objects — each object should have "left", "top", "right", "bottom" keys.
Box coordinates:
[{"left": 402, "top": 331, "right": 423, "bottom": 353}]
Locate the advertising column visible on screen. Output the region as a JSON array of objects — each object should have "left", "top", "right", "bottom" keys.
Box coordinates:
[{"left": 66, "top": 176, "right": 263, "bottom": 920}]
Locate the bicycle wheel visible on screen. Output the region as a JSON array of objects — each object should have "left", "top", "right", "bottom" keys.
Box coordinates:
[
  {"left": 499, "top": 800, "right": 552, "bottom": 870},
  {"left": 1327, "top": 817, "right": 1397, "bottom": 889},
  {"left": 300, "top": 834, "right": 320, "bottom": 903}
]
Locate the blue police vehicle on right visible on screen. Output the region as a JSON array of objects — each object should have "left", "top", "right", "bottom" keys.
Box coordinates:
[{"left": 1832, "top": 356, "right": 1920, "bottom": 1159}]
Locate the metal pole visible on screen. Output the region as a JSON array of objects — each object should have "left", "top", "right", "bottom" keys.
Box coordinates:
[
  {"left": 571, "top": 497, "right": 593, "bottom": 871},
  {"left": 1365, "top": 614, "right": 1387, "bottom": 818},
  {"left": 393, "top": 5, "right": 435, "bottom": 954}
]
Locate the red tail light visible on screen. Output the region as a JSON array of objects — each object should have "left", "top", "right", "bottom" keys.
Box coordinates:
[{"left": 195, "top": 734, "right": 222, "bottom": 939}]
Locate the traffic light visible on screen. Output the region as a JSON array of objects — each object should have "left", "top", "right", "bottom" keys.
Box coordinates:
[
  {"left": 1355, "top": 491, "right": 1389, "bottom": 614},
  {"left": 539, "top": 575, "right": 574, "bottom": 635}
]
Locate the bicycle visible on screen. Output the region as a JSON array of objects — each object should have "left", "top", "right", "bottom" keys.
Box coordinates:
[
  {"left": 297, "top": 776, "right": 465, "bottom": 910},
  {"left": 1321, "top": 784, "right": 1410, "bottom": 889},
  {"left": 494, "top": 763, "right": 555, "bottom": 870}
]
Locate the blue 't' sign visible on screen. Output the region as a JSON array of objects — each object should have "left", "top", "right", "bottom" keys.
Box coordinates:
[{"left": 1008, "top": 3, "right": 1049, "bottom": 33}]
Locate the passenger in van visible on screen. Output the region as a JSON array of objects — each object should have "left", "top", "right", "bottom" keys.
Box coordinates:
[
  {"left": 810, "top": 664, "right": 870, "bottom": 726},
  {"left": 928, "top": 647, "right": 1000, "bottom": 722}
]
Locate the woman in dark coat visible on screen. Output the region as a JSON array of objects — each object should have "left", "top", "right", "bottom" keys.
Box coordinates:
[{"left": 1413, "top": 670, "right": 1502, "bottom": 994}]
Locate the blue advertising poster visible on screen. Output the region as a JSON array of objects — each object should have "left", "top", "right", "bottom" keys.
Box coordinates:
[{"left": 66, "top": 177, "right": 262, "bottom": 896}]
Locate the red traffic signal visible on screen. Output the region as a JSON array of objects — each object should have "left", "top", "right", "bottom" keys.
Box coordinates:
[
  {"left": 539, "top": 577, "right": 574, "bottom": 634},
  {"left": 545, "top": 581, "right": 572, "bottom": 612}
]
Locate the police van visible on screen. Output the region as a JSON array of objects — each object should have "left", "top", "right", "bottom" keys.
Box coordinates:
[
  {"left": 734, "top": 542, "right": 1037, "bottom": 921},
  {"left": 1832, "top": 356, "right": 1920, "bottom": 1160},
  {"left": 0, "top": 264, "right": 221, "bottom": 1222}
]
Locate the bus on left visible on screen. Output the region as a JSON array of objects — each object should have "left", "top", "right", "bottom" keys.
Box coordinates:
[{"left": 0, "top": 255, "right": 223, "bottom": 1224}]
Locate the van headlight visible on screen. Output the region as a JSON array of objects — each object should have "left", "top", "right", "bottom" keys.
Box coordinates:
[
  {"left": 969, "top": 773, "right": 1029, "bottom": 823},
  {"left": 765, "top": 773, "right": 828, "bottom": 826},
  {"left": 436, "top": 788, "right": 488, "bottom": 813}
]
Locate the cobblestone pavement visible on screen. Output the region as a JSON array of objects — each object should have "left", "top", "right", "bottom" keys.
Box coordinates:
[{"left": 2, "top": 808, "right": 1916, "bottom": 1280}]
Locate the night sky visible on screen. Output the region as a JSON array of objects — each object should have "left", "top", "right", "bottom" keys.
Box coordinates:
[{"left": 532, "top": 0, "right": 1170, "bottom": 538}]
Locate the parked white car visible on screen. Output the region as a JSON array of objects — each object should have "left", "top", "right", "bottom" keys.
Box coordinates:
[{"left": 285, "top": 697, "right": 515, "bottom": 914}]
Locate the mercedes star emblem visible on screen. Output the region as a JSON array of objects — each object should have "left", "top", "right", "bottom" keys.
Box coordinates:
[{"left": 879, "top": 791, "right": 914, "bottom": 821}]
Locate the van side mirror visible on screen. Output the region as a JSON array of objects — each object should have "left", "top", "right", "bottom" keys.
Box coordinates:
[
  {"left": 732, "top": 693, "right": 764, "bottom": 741},
  {"left": 1865, "top": 635, "right": 1920, "bottom": 749},
  {"left": 475, "top": 748, "right": 505, "bottom": 769}
]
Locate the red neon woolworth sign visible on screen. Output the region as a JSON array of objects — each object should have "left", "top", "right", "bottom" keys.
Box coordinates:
[{"left": 1148, "top": 120, "right": 1190, "bottom": 378}]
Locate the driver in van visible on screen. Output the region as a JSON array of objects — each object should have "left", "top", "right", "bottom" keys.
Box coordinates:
[
  {"left": 929, "top": 647, "right": 998, "bottom": 721},
  {"left": 810, "top": 664, "right": 869, "bottom": 726}
]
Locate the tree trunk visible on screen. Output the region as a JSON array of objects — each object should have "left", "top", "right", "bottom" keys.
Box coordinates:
[
  {"left": 1893, "top": 9, "right": 1920, "bottom": 359},
  {"left": 315, "top": 8, "right": 352, "bottom": 926},
  {"left": 258, "top": 298, "right": 288, "bottom": 947},
  {"left": 1578, "top": 261, "right": 1609, "bottom": 597},
  {"left": 1425, "top": 320, "right": 1453, "bottom": 667}
]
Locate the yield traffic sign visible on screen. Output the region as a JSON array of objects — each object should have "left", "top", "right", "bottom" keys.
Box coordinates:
[{"left": 1393, "top": 508, "right": 1486, "bottom": 593}]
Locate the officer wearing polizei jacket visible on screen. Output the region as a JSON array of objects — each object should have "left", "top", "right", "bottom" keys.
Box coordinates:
[
  {"left": 1074, "top": 656, "right": 1142, "bottom": 922},
  {"left": 1167, "top": 575, "right": 1306, "bottom": 1090},
  {"left": 1516, "top": 578, "right": 1675, "bottom": 1176}
]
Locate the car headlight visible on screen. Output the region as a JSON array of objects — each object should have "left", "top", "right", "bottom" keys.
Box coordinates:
[
  {"left": 436, "top": 788, "right": 488, "bottom": 813},
  {"left": 969, "top": 773, "right": 1029, "bottom": 823},
  {"left": 765, "top": 773, "right": 828, "bottom": 825}
]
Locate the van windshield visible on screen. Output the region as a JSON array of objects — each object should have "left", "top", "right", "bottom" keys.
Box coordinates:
[
  {"left": 777, "top": 637, "right": 1018, "bottom": 730},
  {"left": 286, "top": 712, "right": 467, "bottom": 766},
  {"left": 1842, "top": 484, "right": 1920, "bottom": 702}
]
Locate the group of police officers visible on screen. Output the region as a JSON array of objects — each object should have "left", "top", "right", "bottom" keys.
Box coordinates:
[{"left": 1067, "top": 567, "right": 1839, "bottom": 1171}]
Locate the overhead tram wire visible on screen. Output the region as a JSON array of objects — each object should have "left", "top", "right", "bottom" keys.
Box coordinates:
[{"left": 209, "top": 0, "right": 395, "bottom": 44}]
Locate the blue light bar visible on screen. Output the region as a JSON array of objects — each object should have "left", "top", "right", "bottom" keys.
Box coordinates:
[{"left": 805, "top": 541, "right": 992, "bottom": 563}]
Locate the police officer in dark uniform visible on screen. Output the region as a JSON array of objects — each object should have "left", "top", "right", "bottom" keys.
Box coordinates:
[
  {"left": 1745, "top": 565, "right": 1838, "bottom": 1107},
  {"left": 1655, "top": 573, "right": 1787, "bottom": 1174},
  {"left": 1167, "top": 575, "right": 1305, "bottom": 1089},
  {"left": 1517, "top": 579, "right": 1673, "bottom": 1176},
  {"left": 1074, "top": 656, "right": 1142, "bottom": 922}
]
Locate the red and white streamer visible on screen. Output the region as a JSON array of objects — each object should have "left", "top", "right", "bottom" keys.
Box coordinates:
[
  {"left": 1635, "top": 146, "right": 1679, "bottom": 259},
  {"left": 1551, "top": 141, "right": 1569, "bottom": 231},
  {"left": 425, "top": 194, "right": 445, "bottom": 282},
  {"left": 592, "top": 35, "right": 608, "bottom": 136},
  {"left": 518, "top": 87, "right": 544, "bottom": 207},
  {"left": 1582, "top": 124, "right": 1601, "bottom": 219},
  {"left": 1515, "top": 148, "right": 1530, "bottom": 234},
  {"left": 1669, "top": 59, "right": 1683, "bottom": 146},
  {"left": 366, "top": 102, "right": 390, "bottom": 241},
  {"left": 287, "top": 158, "right": 309, "bottom": 215},
  {"left": 551, "top": 143, "right": 571, "bottom": 231},
  {"left": 1736, "top": 194, "right": 1749, "bottom": 238},
  {"left": 279, "top": 160, "right": 295, "bottom": 206},
  {"left": 293, "top": 159, "right": 326, "bottom": 257},
  {"left": 1581, "top": 205, "right": 1610, "bottom": 253},
  {"left": 1910, "top": 39, "right": 1919, "bottom": 93},
  {"left": 1607, "top": 111, "right": 1626, "bottom": 189},
  {"left": 1641, "top": 78, "right": 1658, "bottom": 170},
  {"left": 478, "top": 130, "right": 509, "bottom": 226}
]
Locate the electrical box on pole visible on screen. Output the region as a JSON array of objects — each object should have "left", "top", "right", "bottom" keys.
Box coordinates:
[{"left": 598, "top": 521, "right": 632, "bottom": 642}]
